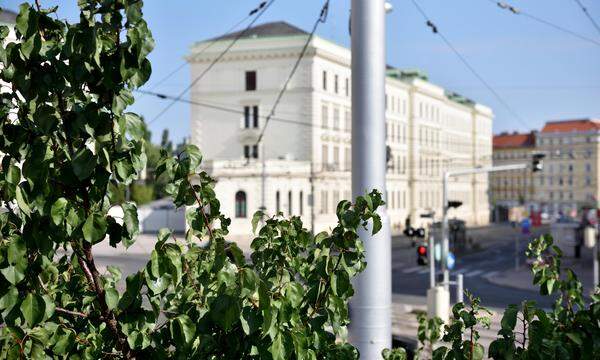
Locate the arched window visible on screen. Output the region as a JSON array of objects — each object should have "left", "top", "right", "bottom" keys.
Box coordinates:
[{"left": 235, "top": 191, "right": 247, "bottom": 218}]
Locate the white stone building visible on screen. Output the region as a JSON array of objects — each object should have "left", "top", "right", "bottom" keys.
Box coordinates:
[{"left": 188, "top": 22, "right": 493, "bottom": 236}]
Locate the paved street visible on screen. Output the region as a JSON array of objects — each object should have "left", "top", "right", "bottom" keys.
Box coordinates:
[
  {"left": 391, "top": 224, "right": 558, "bottom": 309},
  {"left": 92, "top": 223, "right": 595, "bottom": 312}
]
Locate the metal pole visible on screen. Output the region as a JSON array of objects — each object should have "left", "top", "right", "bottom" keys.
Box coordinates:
[
  {"left": 429, "top": 230, "right": 435, "bottom": 289},
  {"left": 456, "top": 274, "right": 464, "bottom": 304},
  {"left": 310, "top": 162, "right": 315, "bottom": 234},
  {"left": 348, "top": 0, "right": 392, "bottom": 357},
  {"left": 442, "top": 173, "right": 449, "bottom": 291},
  {"left": 515, "top": 232, "right": 520, "bottom": 270},
  {"left": 261, "top": 146, "right": 266, "bottom": 213},
  {"left": 594, "top": 239, "right": 599, "bottom": 288}
]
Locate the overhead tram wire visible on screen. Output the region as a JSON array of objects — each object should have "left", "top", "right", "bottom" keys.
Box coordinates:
[
  {"left": 253, "top": 0, "right": 330, "bottom": 148},
  {"left": 135, "top": 89, "right": 498, "bottom": 151},
  {"left": 572, "top": 0, "right": 600, "bottom": 36},
  {"left": 408, "top": 0, "right": 531, "bottom": 131},
  {"left": 486, "top": 0, "right": 600, "bottom": 47},
  {"left": 137, "top": 4, "right": 261, "bottom": 99},
  {"left": 147, "top": 0, "right": 276, "bottom": 125}
]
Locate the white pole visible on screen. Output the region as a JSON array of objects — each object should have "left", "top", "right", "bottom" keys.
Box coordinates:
[
  {"left": 348, "top": 0, "right": 392, "bottom": 357},
  {"left": 429, "top": 230, "right": 435, "bottom": 289},
  {"left": 456, "top": 273, "right": 464, "bottom": 304},
  {"left": 594, "top": 239, "right": 599, "bottom": 288},
  {"left": 442, "top": 173, "right": 449, "bottom": 291}
]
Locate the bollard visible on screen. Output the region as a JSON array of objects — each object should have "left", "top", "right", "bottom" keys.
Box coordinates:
[
  {"left": 429, "top": 233, "right": 435, "bottom": 289},
  {"left": 515, "top": 233, "right": 520, "bottom": 270},
  {"left": 456, "top": 273, "right": 464, "bottom": 304}
]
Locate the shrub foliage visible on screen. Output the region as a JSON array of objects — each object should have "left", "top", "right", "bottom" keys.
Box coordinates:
[{"left": 0, "top": 1, "right": 387, "bottom": 358}]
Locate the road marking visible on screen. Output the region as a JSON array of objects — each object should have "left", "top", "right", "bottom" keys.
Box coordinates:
[
  {"left": 455, "top": 268, "right": 469, "bottom": 274},
  {"left": 417, "top": 268, "right": 429, "bottom": 275},
  {"left": 483, "top": 271, "right": 499, "bottom": 279},
  {"left": 464, "top": 269, "right": 484, "bottom": 277},
  {"left": 402, "top": 266, "right": 422, "bottom": 274},
  {"left": 392, "top": 262, "right": 406, "bottom": 270}
]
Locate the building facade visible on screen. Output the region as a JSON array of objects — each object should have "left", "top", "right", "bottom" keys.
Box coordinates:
[
  {"left": 188, "top": 22, "right": 493, "bottom": 235},
  {"left": 490, "top": 132, "right": 537, "bottom": 220},
  {"left": 534, "top": 119, "right": 600, "bottom": 216}
]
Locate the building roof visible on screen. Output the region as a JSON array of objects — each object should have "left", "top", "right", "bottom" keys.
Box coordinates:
[
  {"left": 0, "top": 8, "right": 18, "bottom": 24},
  {"left": 541, "top": 118, "right": 600, "bottom": 134},
  {"left": 208, "top": 21, "right": 308, "bottom": 42},
  {"left": 493, "top": 132, "right": 536, "bottom": 149}
]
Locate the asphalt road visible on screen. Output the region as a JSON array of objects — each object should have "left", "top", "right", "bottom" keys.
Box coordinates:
[
  {"left": 391, "top": 225, "right": 557, "bottom": 309},
  {"left": 93, "top": 224, "right": 559, "bottom": 309}
]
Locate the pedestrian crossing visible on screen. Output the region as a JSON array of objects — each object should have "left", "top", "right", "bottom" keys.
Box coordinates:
[{"left": 396, "top": 265, "right": 502, "bottom": 280}]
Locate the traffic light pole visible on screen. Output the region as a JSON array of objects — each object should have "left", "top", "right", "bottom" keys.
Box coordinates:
[
  {"left": 348, "top": 0, "right": 392, "bottom": 357},
  {"left": 442, "top": 163, "right": 531, "bottom": 290}
]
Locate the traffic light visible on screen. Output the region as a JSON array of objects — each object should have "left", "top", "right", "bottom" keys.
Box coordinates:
[
  {"left": 447, "top": 201, "right": 463, "bottom": 209},
  {"left": 403, "top": 227, "right": 415, "bottom": 237},
  {"left": 416, "top": 227, "right": 426, "bottom": 238},
  {"left": 532, "top": 153, "right": 545, "bottom": 172},
  {"left": 417, "top": 245, "right": 428, "bottom": 265}
]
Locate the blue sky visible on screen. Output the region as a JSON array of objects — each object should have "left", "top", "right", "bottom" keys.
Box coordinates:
[{"left": 3, "top": 0, "right": 599, "bottom": 143}]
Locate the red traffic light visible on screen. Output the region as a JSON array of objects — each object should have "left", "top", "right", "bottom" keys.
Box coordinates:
[{"left": 417, "top": 245, "right": 427, "bottom": 256}]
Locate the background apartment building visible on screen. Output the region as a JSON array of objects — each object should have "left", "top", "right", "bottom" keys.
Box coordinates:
[
  {"left": 188, "top": 22, "right": 493, "bottom": 235},
  {"left": 534, "top": 119, "right": 600, "bottom": 216},
  {"left": 490, "top": 131, "right": 536, "bottom": 221}
]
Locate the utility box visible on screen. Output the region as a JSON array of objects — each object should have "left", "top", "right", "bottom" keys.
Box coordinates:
[
  {"left": 427, "top": 286, "right": 450, "bottom": 323},
  {"left": 584, "top": 226, "right": 597, "bottom": 249},
  {"left": 550, "top": 222, "right": 579, "bottom": 255}
]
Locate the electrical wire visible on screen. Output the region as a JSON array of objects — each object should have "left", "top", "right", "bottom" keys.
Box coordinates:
[
  {"left": 572, "top": 0, "right": 600, "bottom": 36},
  {"left": 409, "top": 0, "right": 531, "bottom": 131},
  {"left": 252, "top": 0, "right": 330, "bottom": 148},
  {"left": 487, "top": 0, "right": 600, "bottom": 47},
  {"left": 147, "top": 0, "right": 275, "bottom": 125},
  {"left": 137, "top": 5, "right": 259, "bottom": 99},
  {"left": 135, "top": 89, "right": 497, "bottom": 151}
]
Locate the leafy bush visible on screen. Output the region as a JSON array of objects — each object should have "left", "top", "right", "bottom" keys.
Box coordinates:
[
  {"left": 130, "top": 183, "right": 154, "bottom": 205},
  {"left": 0, "top": 1, "right": 386, "bottom": 358},
  {"left": 391, "top": 235, "right": 599, "bottom": 360}
]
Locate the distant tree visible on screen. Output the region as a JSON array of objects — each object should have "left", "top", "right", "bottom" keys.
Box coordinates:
[{"left": 160, "top": 128, "right": 173, "bottom": 154}]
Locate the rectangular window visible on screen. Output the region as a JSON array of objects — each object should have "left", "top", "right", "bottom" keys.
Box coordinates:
[
  {"left": 345, "top": 109, "right": 351, "bottom": 130},
  {"left": 322, "top": 70, "right": 327, "bottom": 91},
  {"left": 299, "top": 191, "right": 304, "bottom": 216},
  {"left": 334, "top": 75, "right": 339, "bottom": 94},
  {"left": 322, "top": 104, "right": 329, "bottom": 128},
  {"left": 252, "top": 145, "right": 258, "bottom": 159},
  {"left": 333, "top": 145, "right": 339, "bottom": 168},
  {"left": 333, "top": 107, "right": 340, "bottom": 129},
  {"left": 320, "top": 190, "right": 328, "bottom": 214},
  {"left": 245, "top": 71, "right": 256, "bottom": 91},
  {"left": 252, "top": 106, "right": 259, "bottom": 128},
  {"left": 244, "top": 106, "right": 250, "bottom": 128},
  {"left": 345, "top": 78, "right": 349, "bottom": 97},
  {"left": 243, "top": 145, "right": 250, "bottom": 159},
  {"left": 322, "top": 144, "right": 328, "bottom": 168},
  {"left": 345, "top": 146, "right": 351, "bottom": 170}
]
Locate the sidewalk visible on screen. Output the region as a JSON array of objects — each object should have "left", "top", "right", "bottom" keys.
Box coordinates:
[{"left": 487, "top": 254, "right": 595, "bottom": 295}]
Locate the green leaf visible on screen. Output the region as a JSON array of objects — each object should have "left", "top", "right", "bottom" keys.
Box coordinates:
[
  {"left": 105, "top": 288, "right": 119, "bottom": 311},
  {"left": 0, "top": 287, "right": 19, "bottom": 313},
  {"left": 170, "top": 315, "right": 196, "bottom": 345},
  {"left": 500, "top": 304, "right": 518, "bottom": 331},
  {"left": 566, "top": 332, "right": 582, "bottom": 345},
  {"left": 270, "top": 333, "right": 286, "bottom": 360},
  {"left": 50, "top": 198, "right": 68, "bottom": 225},
  {"left": 82, "top": 213, "right": 108, "bottom": 244},
  {"left": 124, "top": 113, "right": 145, "bottom": 141},
  {"left": 251, "top": 211, "right": 264, "bottom": 234},
  {"left": 1, "top": 264, "right": 25, "bottom": 285},
  {"left": 20, "top": 293, "right": 45, "bottom": 327},
  {"left": 121, "top": 202, "right": 139, "bottom": 247},
  {"left": 72, "top": 148, "right": 96, "bottom": 181},
  {"left": 52, "top": 327, "right": 75, "bottom": 354},
  {"left": 15, "top": 185, "right": 31, "bottom": 216},
  {"left": 372, "top": 214, "right": 382, "bottom": 235},
  {"left": 6, "top": 165, "right": 20, "bottom": 185}
]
